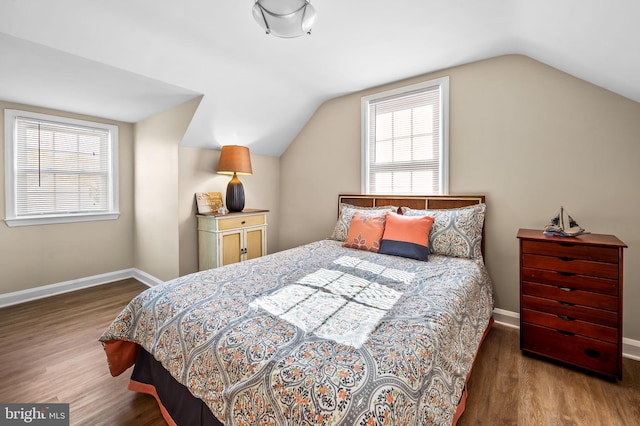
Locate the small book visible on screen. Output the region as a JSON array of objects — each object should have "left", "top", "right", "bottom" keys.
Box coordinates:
[{"left": 195, "top": 192, "right": 223, "bottom": 215}]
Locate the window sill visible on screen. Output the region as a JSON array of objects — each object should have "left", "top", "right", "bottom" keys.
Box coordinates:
[{"left": 4, "top": 212, "right": 120, "bottom": 227}]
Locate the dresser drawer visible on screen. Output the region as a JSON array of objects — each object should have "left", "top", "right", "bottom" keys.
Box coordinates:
[
  {"left": 522, "top": 281, "right": 618, "bottom": 310},
  {"left": 521, "top": 295, "right": 618, "bottom": 327},
  {"left": 521, "top": 323, "right": 617, "bottom": 377},
  {"left": 521, "top": 240, "right": 619, "bottom": 263},
  {"left": 522, "top": 254, "right": 618, "bottom": 279},
  {"left": 522, "top": 308, "right": 617, "bottom": 343},
  {"left": 217, "top": 214, "right": 265, "bottom": 230},
  {"left": 522, "top": 268, "right": 618, "bottom": 295}
]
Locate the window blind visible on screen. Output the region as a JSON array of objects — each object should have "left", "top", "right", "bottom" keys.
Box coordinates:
[
  {"left": 363, "top": 79, "right": 447, "bottom": 195},
  {"left": 14, "top": 116, "right": 113, "bottom": 217}
]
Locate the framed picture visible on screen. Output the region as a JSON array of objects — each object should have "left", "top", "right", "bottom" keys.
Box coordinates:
[{"left": 195, "top": 192, "right": 223, "bottom": 215}]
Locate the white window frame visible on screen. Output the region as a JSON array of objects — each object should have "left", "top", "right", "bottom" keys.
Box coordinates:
[
  {"left": 361, "top": 76, "right": 449, "bottom": 195},
  {"left": 4, "top": 109, "right": 119, "bottom": 227}
]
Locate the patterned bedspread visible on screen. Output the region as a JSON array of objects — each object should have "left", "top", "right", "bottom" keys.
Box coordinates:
[{"left": 100, "top": 240, "right": 494, "bottom": 425}]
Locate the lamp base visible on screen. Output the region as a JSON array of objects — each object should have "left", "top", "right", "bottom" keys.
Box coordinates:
[{"left": 226, "top": 173, "right": 245, "bottom": 212}]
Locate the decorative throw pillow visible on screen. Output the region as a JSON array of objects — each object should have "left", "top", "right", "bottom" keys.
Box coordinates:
[
  {"left": 342, "top": 213, "right": 386, "bottom": 253},
  {"left": 330, "top": 203, "right": 397, "bottom": 242},
  {"left": 378, "top": 212, "right": 434, "bottom": 261},
  {"left": 401, "top": 203, "right": 486, "bottom": 260}
]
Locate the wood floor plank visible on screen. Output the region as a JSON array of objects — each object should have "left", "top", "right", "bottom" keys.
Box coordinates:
[
  {"left": 0, "top": 279, "right": 166, "bottom": 426},
  {"left": 460, "top": 325, "right": 640, "bottom": 426},
  {"left": 1, "top": 279, "right": 638, "bottom": 425}
]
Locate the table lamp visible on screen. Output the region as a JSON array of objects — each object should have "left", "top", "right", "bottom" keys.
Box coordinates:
[{"left": 216, "top": 145, "right": 253, "bottom": 212}]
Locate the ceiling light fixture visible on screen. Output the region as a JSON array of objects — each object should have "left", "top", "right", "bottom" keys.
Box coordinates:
[{"left": 252, "top": 0, "right": 317, "bottom": 38}]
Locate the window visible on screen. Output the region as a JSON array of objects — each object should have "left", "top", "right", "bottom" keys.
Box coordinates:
[
  {"left": 361, "top": 76, "right": 449, "bottom": 195},
  {"left": 4, "top": 109, "right": 119, "bottom": 227}
]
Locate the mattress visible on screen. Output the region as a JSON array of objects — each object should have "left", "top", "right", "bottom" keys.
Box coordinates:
[{"left": 100, "top": 239, "right": 494, "bottom": 425}]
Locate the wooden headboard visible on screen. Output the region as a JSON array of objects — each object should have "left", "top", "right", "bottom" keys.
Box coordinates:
[{"left": 338, "top": 194, "right": 486, "bottom": 257}]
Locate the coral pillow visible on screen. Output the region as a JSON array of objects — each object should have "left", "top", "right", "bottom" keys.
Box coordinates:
[
  {"left": 330, "top": 203, "right": 397, "bottom": 241},
  {"left": 342, "top": 213, "right": 386, "bottom": 253},
  {"left": 378, "top": 212, "right": 434, "bottom": 261}
]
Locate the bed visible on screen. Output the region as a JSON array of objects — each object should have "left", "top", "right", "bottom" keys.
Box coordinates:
[{"left": 100, "top": 194, "right": 494, "bottom": 425}]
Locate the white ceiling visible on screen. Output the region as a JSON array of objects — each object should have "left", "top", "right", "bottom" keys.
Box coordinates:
[{"left": 1, "top": 0, "right": 639, "bottom": 157}]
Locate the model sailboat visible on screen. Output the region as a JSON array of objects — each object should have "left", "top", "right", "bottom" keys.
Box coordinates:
[{"left": 543, "top": 206, "right": 588, "bottom": 237}]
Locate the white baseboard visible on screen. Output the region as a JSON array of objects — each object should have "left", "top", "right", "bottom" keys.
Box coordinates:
[
  {"left": 492, "top": 308, "right": 640, "bottom": 361},
  {"left": 0, "top": 268, "right": 162, "bottom": 308},
  {"left": 492, "top": 308, "right": 520, "bottom": 328},
  {"left": 623, "top": 338, "right": 640, "bottom": 362},
  {"left": 131, "top": 268, "right": 164, "bottom": 288}
]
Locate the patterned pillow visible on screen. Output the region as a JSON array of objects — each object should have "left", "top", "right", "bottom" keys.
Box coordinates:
[
  {"left": 401, "top": 203, "right": 486, "bottom": 260},
  {"left": 330, "top": 203, "right": 397, "bottom": 242},
  {"left": 378, "top": 212, "right": 434, "bottom": 261},
  {"left": 342, "top": 213, "right": 386, "bottom": 253}
]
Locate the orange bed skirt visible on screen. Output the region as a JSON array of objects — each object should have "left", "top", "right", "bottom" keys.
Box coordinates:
[
  {"left": 128, "top": 379, "right": 178, "bottom": 426},
  {"left": 103, "top": 339, "right": 139, "bottom": 376}
]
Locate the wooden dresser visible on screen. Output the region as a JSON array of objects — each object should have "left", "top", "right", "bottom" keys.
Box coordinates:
[
  {"left": 517, "top": 228, "right": 626, "bottom": 379},
  {"left": 198, "top": 209, "right": 268, "bottom": 271}
]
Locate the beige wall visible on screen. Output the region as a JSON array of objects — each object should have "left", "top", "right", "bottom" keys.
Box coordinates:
[
  {"left": 134, "top": 95, "right": 281, "bottom": 279},
  {"left": 178, "top": 147, "right": 281, "bottom": 276},
  {"left": 279, "top": 55, "right": 640, "bottom": 341},
  {"left": 134, "top": 98, "right": 201, "bottom": 281},
  {"left": 0, "top": 101, "right": 135, "bottom": 293},
  {"left": 279, "top": 94, "right": 362, "bottom": 250}
]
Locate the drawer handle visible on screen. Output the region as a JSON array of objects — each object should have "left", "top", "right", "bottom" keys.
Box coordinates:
[
  {"left": 559, "top": 286, "right": 574, "bottom": 292},
  {"left": 241, "top": 220, "right": 246, "bottom": 224},
  {"left": 558, "top": 330, "right": 575, "bottom": 336},
  {"left": 585, "top": 349, "right": 601, "bottom": 359},
  {"left": 557, "top": 315, "right": 575, "bottom": 321},
  {"left": 559, "top": 301, "right": 575, "bottom": 307},
  {"left": 559, "top": 243, "right": 575, "bottom": 247},
  {"left": 558, "top": 271, "right": 575, "bottom": 277},
  {"left": 558, "top": 257, "right": 574, "bottom": 262}
]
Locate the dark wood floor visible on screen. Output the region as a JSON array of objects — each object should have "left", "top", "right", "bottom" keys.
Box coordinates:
[
  {"left": 460, "top": 321, "right": 640, "bottom": 426},
  {"left": 0, "top": 279, "right": 165, "bottom": 425},
  {"left": 0, "top": 279, "right": 638, "bottom": 425}
]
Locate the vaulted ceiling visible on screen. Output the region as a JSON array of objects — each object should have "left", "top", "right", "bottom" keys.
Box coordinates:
[{"left": 1, "top": 0, "right": 638, "bottom": 157}]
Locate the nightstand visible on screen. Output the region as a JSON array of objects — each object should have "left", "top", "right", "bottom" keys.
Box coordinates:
[
  {"left": 198, "top": 209, "right": 268, "bottom": 270},
  {"left": 517, "top": 228, "right": 626, "bottom": 379}
]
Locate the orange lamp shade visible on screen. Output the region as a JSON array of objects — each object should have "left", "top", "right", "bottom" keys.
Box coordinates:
[{"left": 217, "top": 145, "right": 253, "bottom": 176}]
